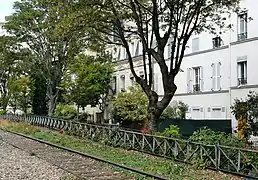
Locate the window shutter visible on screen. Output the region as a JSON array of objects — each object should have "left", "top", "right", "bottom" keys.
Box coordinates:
[
  {"left": 117, "top": 48, "right": 121, "bottom": 60},
  {"left": 211, "top": 63, "right": 216, "bottom": 90},
  {"left": 217, "top": 62, "right": 221, "bottom": 90},
  {"left": 135, "top": 41, "right": 139, "bottom": 56},
  {"left": 154, "top": 73, "right": 159, "bottom": 92},
  {"left": 200, "top": 66, "right": 204, "bottom": 91},
  {"left": 187, "top": 68, "right": 191, "bottom": 93}
]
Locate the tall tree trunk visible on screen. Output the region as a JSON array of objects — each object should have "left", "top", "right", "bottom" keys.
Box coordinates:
[
  {"left": 147, "top": 85, "right": 177, "bottom": 132},
  {"left": 46, "top": 81, "right": 59, "bottom": 117},
  {"left": 47, "top": 96, "right": 58, "bottom": 117}
]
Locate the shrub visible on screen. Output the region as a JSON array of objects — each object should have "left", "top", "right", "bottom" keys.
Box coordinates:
[
  {"left": 0, "top": 110, "right": 7, "bottom": 115},
  {"left": 159, "top": 124, "right": 180, "bottom": 138},
  {"left": 160, "top": 101, "right": 188, "bottom": 120},
  {"left": 189, "top": 127, "right": 245, "bottom": 147},
  {"left": 54, "top": 104, "right": 78, "bottom": 120},
  {"left": 112, "top": 84, "right": 148, "bottom": 125}
]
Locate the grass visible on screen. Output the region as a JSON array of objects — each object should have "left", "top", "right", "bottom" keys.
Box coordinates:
[{"left": 0, "top": 120, "right": 241, "bottom": 180}]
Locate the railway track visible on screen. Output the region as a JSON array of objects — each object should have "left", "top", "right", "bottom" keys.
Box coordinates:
[{"left": 0, "top": 129, "right": 169, "bottom": 180}]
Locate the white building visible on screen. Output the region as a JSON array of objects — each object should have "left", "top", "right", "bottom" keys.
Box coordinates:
[{"left": 109, "top": 0, "right": 258, "bottom": 130}]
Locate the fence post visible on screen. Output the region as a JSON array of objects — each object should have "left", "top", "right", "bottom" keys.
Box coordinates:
[{"left": 215, "top": 143, "right": 220, "bottom": 171}]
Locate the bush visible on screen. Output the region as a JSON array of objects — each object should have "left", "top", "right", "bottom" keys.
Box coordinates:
[
  {"left": 0, "top": 110, "right": 7, "bottom": 115},
  {"left": 160, "top": 101, "right": 188, "bottom": 120},
  {"left": 189, "top": 127, "right": 245, "bottom": 147},
  {"left": 112, "top": 84, "right": 148, "bottom": 125},
  {"left": 158, "top": 124, "right": 180, "bottom": 138},
  {"left": 54, "top": 104, "right": 78, "bottom": 120}
]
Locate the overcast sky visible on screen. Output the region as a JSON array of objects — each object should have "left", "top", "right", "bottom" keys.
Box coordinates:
[{"left": 0, "top": 0, "right": 18, "bottom": 22}]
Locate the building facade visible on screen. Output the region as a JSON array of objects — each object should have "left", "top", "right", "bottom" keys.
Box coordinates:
[{"left": 109, "top": 0, "right": 258, "bottom": 130}]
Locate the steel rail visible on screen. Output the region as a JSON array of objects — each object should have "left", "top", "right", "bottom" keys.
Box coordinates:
[{"left": 1, "top": 129, "right": 169, "bottom": 180}]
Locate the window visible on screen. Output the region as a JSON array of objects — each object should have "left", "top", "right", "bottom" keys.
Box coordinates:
[
  {"left": 124, "top": 48, "right": 128, "bottom": 59},
  {"left": 135, "top": 41, "right": 139, "bottom": 56},
  {"left": 120, "top": 75, "right": 125, "bottom": 91},
  {"left": 192, "top": 38, "right": 199, "bottom": 52},
  {"left": 237, "top": 61, "right": 247, "bottom": 85},
  {"left": 211, "top": 62, "right": 221, "bottom": 90},
  {"left": 193, "top": 67, "right": 200, "bottom": 92},
  {"left": 117, "top": 48, "right": 121, "bottom": 60},
  {"left": 129, "top": 74, "right": 134, "bottom": 86},
  {"left": 211, "top": 108, "right": 222, "bottom": 118},
  {"left": 212, "top": 36, "right": 222, "bottom": 48},
  {"left": 131, "top": 42, "right": 135, "bottom": 56},
  {"left": 238, "top": 12, "right": 248, "bottom": 40},
  {"left": 191, "top": 107, "right": 203, "bottom": 119},
  {"left": 139, "top": 72, "right": 144, "bottom": 79},
  {"left": 111, "top": 76, "right": 117, "bottom": 94}
]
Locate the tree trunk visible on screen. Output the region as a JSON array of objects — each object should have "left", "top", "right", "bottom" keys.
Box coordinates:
[
  {"left": 47, "top": 97, "right": 57, "bottom": 117},
  {"left": 146, "top": 85, "right": 177, "bottom": 132}
]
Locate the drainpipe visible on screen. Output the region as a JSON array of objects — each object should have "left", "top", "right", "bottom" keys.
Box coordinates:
[{"left": 228, "top": 13, "right": 234, "bottom": 133}]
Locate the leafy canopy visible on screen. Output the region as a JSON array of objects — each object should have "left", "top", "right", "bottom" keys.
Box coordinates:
[
  {"left": 112, "top": 84, "right": 148, "bottom": 123},
  {"left": 62, "top": 54, "right": 113, "bottom": 108}
]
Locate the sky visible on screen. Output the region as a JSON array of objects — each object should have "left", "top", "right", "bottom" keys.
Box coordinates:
[{"left": 0, "top": 0, "right": 18, "bottom": 22}]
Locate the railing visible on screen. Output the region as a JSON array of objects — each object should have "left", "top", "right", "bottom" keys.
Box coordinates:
[
  {"left": 238, "top": 77, "right": 247, "bottom": 85},
  {"left": 1, "top": 114, "right": 257, "bottom": 178},
  {"left": 193, "top": 84, "right": 200, "bottom": 92},
  {"left": 238, "top": 32, "right": 248, "bottom": 41}
]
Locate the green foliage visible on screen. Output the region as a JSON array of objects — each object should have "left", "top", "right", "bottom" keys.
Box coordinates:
[
  {"left": 161, "top": 101, "right": 189, "bottom": 120},
  {"left": 0, "top": 35, "right": 29, "bottom": 110},
  {"left": 8, "top": 76, "right": 33, "bottom": 114},
  {"left": 232, "top": 91, "right": 258, "bottom": 137},
  {"left": 159, "top": 125, "right": 180, "bottom": 138},
  {"left": 0, "top": 121, "right": 236, "bottom": 180},
  {"left": 31, "top": 74, "right": 47, "bottom": 115},
  {"left": 54, "top": 104, "right": 78, "bottom": 120},
  {"left": 189, "top": 127, "right": 245, "bottom": 148},
  {"left": 62, "top": 54, "right": 113, "bottom": 109},
  {"left": 112, "top": 84, "right": 148, "bottom": 124},
  {"left": 5, "top": 0, "right": 91, "bottom": 116},
  {"left": 0, "top": 110, "right": 7, "bottom": 115}
]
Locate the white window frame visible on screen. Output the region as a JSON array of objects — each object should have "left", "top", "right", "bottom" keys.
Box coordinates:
[
  {"left": 120, "top": 75, "right": 125, "bottom": 91},
  {"left": 237, "top": 12, "right": 248, "bottom": 40},
  {"left": 237, "top": 56, "right": 247, "bottom": 86}
]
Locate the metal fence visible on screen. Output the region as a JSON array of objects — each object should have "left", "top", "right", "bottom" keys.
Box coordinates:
[{"left": 1, "top": 114, "right": 257, "bottom": 178}]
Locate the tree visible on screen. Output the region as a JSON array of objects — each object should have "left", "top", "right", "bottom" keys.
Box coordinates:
[
  {"left": 112, "top": 84, "right": 148, "bottom": 126},
  {"left": 0, "top": 35, "right": 27, "bottom": 110},
  {"left": 62, "top": 54, "right": 113, "bottom": 112},
  {"left": 8, "top": 76, "right": 33, "bottom": 114},
  {"left": 232, "top": 91, "right": 258, "bottom": 139},
  {"left": 4, "top": 0, "right": 90, "bottom": 116},
  {"left": 30, "top": 74, "right": 48, "bottom": 115},
  {"left": 63, "top": 0, "right": 240, "bottom": 131}
]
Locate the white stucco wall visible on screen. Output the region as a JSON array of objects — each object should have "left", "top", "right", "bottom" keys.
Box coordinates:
[{"left": 111, "top": 0, "right": 258, "bottom": 127}]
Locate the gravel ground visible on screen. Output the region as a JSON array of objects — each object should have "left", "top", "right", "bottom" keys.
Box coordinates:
[{"left": 0, "top": 139, "right": 77, "bottom": 180}]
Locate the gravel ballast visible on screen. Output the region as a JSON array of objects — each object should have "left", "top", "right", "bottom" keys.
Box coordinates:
[{"left": 0, "top": 137, "right": 76, "bottom": 180}]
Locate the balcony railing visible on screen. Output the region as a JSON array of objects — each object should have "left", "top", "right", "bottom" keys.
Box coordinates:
[
  {"left": 193, "top": 84, "right": 200, "bottom": 92},
  {"left": 238, "top": 32, "right": 247, "bottom": 41},
  {"left": 238, "top": 77, "right": 247, "bottom": 85}
]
